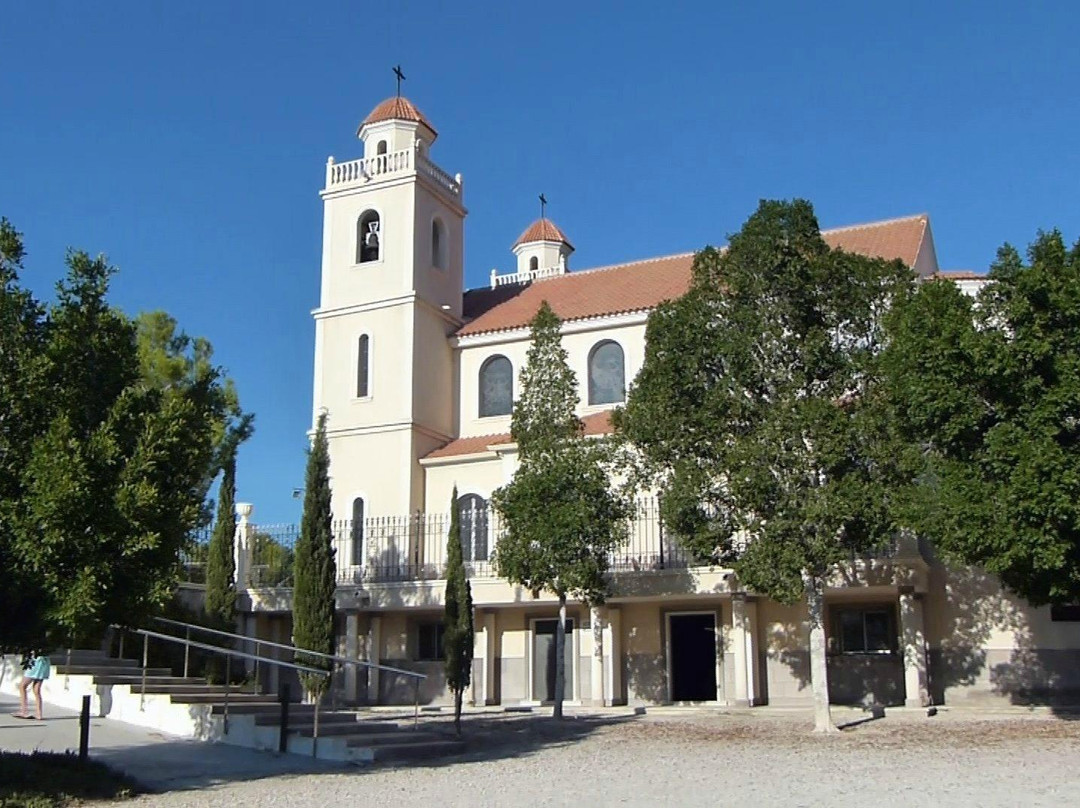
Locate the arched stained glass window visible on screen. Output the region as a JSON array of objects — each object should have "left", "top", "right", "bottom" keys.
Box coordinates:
[
  {"left": 588, "top": 340, "right": 625, "bottom": 405},
  {"left": 479, "top": 355, "right": 513, "bottom": 417},
  {"left": 458, "top": 494, "right": 489, "bottom": 562},
  {"left": 351, "top": 497, "right": 365, "bottom": 565}
]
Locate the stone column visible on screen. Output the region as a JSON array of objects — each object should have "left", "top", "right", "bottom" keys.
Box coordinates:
[
  {"left": 344, "top": 612, "right": 360, "bottom": 704},
  {"left": 367, "top": 614, "right": 382, "bottom": 704},
  {"left": 602, "top": 607, "right": 622, "bottom": 706},
  {"left": 900, "top": 588, "right": 929, "bottom": 707},
  {"left": 590, "top": 606, "right": 605, "bottom": 707},
  {"left": 471, "top": 611, "right": 486, "bottom": 706},
  {"left": 234, "top": 502, "right": 254, "bottom": 590},
  {"left": 483, "top": 611, "right": 496, "bottom": 705},
  {"left": 731, "top": 594, "right": 750, "bottom": 707},
  {"left": 744, "top": 598, "right": 760, "bottom": 706}
]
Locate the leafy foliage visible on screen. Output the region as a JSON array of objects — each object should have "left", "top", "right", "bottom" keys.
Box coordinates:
[
  {"left": 0, "top": 220, "right": 244, "bottom": 653},
  {"left": 618, "top": 199, "right": 914, "bottom": 599},
  {"left": 617, "top": 200, "right": 914, "bottom": 730},
  {"left": 882, "top": 230, "right": 1080, "bottom": 605},
  {"left": 292, "top": 411, "right": 336, "bottom": 698},
  {"left": 443, "top": 487, "right": 474, "bottom": 733}
]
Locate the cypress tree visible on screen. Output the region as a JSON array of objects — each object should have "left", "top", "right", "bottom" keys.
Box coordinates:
[
  {"left": 443, "top": 486, "right": 474, "bottom": 734},
  {"left": 204, "top": 449, "right": 237, "bottom": 625},
  {"left": 293, "top": 411, "right": 337, "bottom": 700}
]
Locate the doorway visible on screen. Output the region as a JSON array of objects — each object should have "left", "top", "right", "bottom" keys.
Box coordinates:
[
  {"left": 669, "top": 613, "right": 717, "bottom": 702},
  {"left": 532, "top": 618, "right": 575, "bottom": 703}
]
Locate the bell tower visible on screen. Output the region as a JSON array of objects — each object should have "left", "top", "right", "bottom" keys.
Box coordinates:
[{"left": 311, "top": 83, "right": 466, "bottom": 526}]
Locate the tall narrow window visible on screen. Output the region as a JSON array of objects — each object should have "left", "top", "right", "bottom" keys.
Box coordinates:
[
  {"left": 432, "top": 218, "right": 446, "bottom": 269},
  {"left": 357, "top": 210, "right": 381, "bottom": 263},
  {"left": 351, "top": 497, "right": 365, "bottom": 565},
  {"left": 478, "top": 355, "right": 513, "bottom": 417},
  {"left": 529, "top": 256, "right": 539, "bottom": 272},
  {"left": 376, "top": 140, "right": 388, "bottom": 155},
  {"left": 458, "top": 494, "right": 489, "bottom": 562},
  {"left": 588, "top": 340, "right": 625, "bottom": 405},
  {"left": 356, "top": 334, "right": 370, "bottom": 398}
]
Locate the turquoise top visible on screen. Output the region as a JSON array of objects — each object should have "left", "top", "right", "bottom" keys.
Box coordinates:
[{"left": 27, "top": 655, "right": 50, "bottom": 680}]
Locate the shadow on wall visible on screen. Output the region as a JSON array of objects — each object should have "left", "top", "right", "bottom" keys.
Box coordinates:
[{"left": 930, "top": 562, "right": 1080, "bottom": 715}]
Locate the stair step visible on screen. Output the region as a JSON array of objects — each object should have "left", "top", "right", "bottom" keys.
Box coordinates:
[
  {"left": 346, "top": 731, "right": 446, "bottom": 747},
  {"left": 140, "top": 684, "right": 261, "bottom": 696},
  {"left": 55, "top": 666, "right": 172, "bottom": 677},
  {"left": 212, "top": 702, "right": 308, "bottom": 716},
  {"left": 92, "top": 675, "right": 206, "bottom": 686},
  {"left": 254, "top": 712, "right": 368, "bottom": 728},
  {"left": 170, "top": 693, "right": 280, "bottom": 705},
  {"left": 366, "top": 739, "right": 466, "bottom": 762},
  {"left": 296, "top": 725, "right": 406, "bottom": 739}
]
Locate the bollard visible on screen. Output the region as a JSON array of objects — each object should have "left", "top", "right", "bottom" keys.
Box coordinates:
[
  {"left": 78, "top": 695, "right": 90, "bottom": 761},
  {"left": 278, "top": 683, "right": 291, "bottom": 753}
]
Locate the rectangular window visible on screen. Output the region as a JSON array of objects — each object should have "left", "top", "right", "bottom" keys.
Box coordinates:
[
  {"left": 357, "top": 335, "right": 370, "bottom": 398},
  {"left": 1051, "top": 604, "right": 1080, "bottom": 622},
  {"left": 417, "top": 623, "right": 445, "bottom": 661},
  {"left": 831, "top": 606, "right": 896, "bottom": 654}
]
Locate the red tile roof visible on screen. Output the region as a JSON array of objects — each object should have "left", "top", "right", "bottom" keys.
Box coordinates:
[
  {"left": 459, "top": 215, "right": 930, "bottom": 337},
  {"left": 424, "top": 410, "right": 614, "bottom": 459},
  {"left": 513, "top": 218, "right": 573, "bottom": 249},
  {"left": 359, "top": 96, "right": 437, "bottom": 137}
]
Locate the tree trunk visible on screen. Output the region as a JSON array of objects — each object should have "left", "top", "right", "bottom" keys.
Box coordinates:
[
  {"left": 804, "top": 572, "right": 837, "bottom": 733},
  {"left": 553, "top": 593, "right": 567, "bottom": 719},
  {"left": 454, "top": 688, "right": 462, "bottom": 735}
]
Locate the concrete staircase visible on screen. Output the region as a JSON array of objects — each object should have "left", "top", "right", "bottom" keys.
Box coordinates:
[{"left": 1, "top": 650, "right": 463, "bottom": 765}]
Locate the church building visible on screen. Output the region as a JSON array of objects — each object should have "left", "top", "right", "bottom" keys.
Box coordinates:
[{"left": 239, "top": 91, "right": 1080, "bottom": 711}]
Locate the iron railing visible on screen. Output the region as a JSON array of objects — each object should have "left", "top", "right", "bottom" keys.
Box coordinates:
[{"left": 177, "top": 497, "right": 903, "bottom": 588}]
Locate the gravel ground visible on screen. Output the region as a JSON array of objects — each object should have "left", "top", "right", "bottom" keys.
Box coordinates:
[{"left": 106, "top": 710, "right": 1080, "bottom": 808}]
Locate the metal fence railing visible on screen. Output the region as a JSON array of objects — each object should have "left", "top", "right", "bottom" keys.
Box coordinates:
[{"left": 178, "top": 497, "right": 902, "bottom": 588}]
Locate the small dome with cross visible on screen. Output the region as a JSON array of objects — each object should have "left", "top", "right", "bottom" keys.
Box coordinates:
[
  {"left": 358, "top": 97, "right": 438, "bottom": 139},
  {"left": 514, "top": 218, "right": 573, "bottom": 249}
]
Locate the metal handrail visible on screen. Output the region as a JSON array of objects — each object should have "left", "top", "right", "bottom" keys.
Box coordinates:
[
  {"left": 152, "top": 616, "right": 427, "bottom": 681},
  {"left": 117, "top": 625, "right": 333, "bottom": 747}
]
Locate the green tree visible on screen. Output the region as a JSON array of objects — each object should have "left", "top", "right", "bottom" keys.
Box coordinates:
[
  {"left": 443, "top": 487, "right": 474, "bottom": 734},
  {"left": 293, "top": 411, "right": 336, "bottom": 701},
  {"left": 250, "top": 531, "right": 295, "bottom": 587},
  {"left": 2, "top": 241, "right": 235, "bottom": 651},
  {"left": 0, "top": 219, "right": 49, "bottom": 652},
  {"left": 493, "top": 302, "right": 630, "bottom": 719},
  {"left": 204, "top": 448, "right": 238, "bottom": 624},
  {"left": 617, "top": 200, "right": 913, "bottom": 731},
  {"left": 882, "top": 230, "right": 1080, "bottom": 606}
]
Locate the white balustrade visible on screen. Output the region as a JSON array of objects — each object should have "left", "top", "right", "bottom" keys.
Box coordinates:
[
  {"left": 489, "top": 264, "right": 567, "bottom": 288},
  {"left": 324, "top": 148, "right": 462, "bottom": 202}
]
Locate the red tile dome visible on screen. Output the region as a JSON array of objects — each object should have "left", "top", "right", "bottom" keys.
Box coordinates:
[
  {"left": 358, "top": 96, "right": 437, "bottom": 137},
  {"left": 513, "top": 218, "right": 573, "bottom": 249}
]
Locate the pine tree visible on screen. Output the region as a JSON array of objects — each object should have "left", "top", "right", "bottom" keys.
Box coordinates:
[
  {"left": 443, "top": 486, "right": 474, "bottom": 734},
  {"left": 204, "top": 449, "right": 237, "bottom": 625},
  {"left": 293, "top": 411, "right": 337, "bottom": 700},
  {"left": 494, "top": 302, "right": 630, "bottom": 719}
]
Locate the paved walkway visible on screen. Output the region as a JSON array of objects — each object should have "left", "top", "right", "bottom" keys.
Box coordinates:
[{"left": 0, "top": 694, "right": 339, "bottom": 792}]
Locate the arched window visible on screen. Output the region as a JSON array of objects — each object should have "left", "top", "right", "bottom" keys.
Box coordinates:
[
  {"left": 356, "top": 334, "right": 370, "bottom": 398},
  {"left": 458, "top": 494, "right": 489, "bottom": 562},
  {"left": 588, "top": 340, "right": 625, "bottom": 405},
  {"left": 351, "top": 497, "right": 365, "bottom": 565},
  {"left": 357, "top": 210, "right": 381, "bottom": 264},
  {"left": 529, "top": 256, "right": 539, "bottom": 272},
  {"left": 479, "top": 355, "right": 513, "bottom": 417},
  {"left": 376, "top": 140, "right": 387, "bottom": 155},
  {"left": 432, "top": 218, "right": 446, "bottom": 269}
]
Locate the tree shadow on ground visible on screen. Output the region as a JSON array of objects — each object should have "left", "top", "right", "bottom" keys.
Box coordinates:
[{"left": 87, "top": 711, "right": 641, "bottom": 793}]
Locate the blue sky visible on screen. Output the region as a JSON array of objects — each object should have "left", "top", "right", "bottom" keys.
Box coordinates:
[{"left": 3, "top": 1, "right": 1077, "bottom": 522}]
